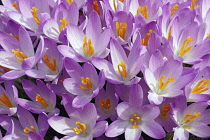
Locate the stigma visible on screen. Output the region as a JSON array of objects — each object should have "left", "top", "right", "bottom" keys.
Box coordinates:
[
  {"left": 141, "top": 30, "right": 153, "bottom": 46},
  {"left": 73, "top": 122, "right": 87, "bottom": 134},
  {"left": 31, "top": 6, "right": 40, "bottom": 25},
  {"left": 160, "top": 105, "right": 170, "bottom": 117},
  {"left": 170, "top": 4, "right": 179, "bottom": 16},
  {"left": 116, "top": 22, "right": 127, "bottom": 39},
  {"left": 36, "top": 94, "right": 49, "bottom": 107},
  {"left": 179, "top": 36, "right": 194, "bottom": 56},
  {"left": 117, "top": 61, "right": 127, "bottom": 78},
  {"left": 67, "top": 0, "right": 74, "bottom": 5},
  {"left": 12, "top": 49, "right": 28, "bottom": 62},
  {"left": 183, "top": 112, "right": 201, "bottom": 124},
  {"left": 12, "top": 1, "right": 18, "bottom": 10},
  {"left": 23, "top": 126, "right": 36, "bottom": 134},
  {"left": 9, "top": 33, "right": 19, "bottom": 41},
  {"left": 136, "top": 6, "right": 148, "bottom": 20},
  {"left": 130, "top": 114, "right": 141, "bottom": 129},
  {"left": 79, "top": 77, "right": 93, "bottom": 90},
  {"left": 100, "top": 98, "right": 111, "bottom": 109},
  {"left": 92, "top": 0, "right": 100, "bottom": 15},
  {"left": 190, "top": 0, "right": 197, "bottom": 10},
  {"left": 42, "top": 54, "right": 57, "bottom": 71},
  {"left": 59, "top": 18, "right": 69, "bottom": 32},
  {"left": 83, "top": 36, "right": 94, "bottom": 57},
  {"left": 0, "top": 93, "right": 13, "bottom": 108},
  {"left": 159, "top": 76, "right": 175, "bottom": 90},
  {"left": 191, "top": 79, "right": 210, "bottom": 94}
]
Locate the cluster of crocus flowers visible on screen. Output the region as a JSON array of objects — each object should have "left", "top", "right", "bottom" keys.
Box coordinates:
[{"left": 0, "top": 0, "right": 210, "bottom": 140}]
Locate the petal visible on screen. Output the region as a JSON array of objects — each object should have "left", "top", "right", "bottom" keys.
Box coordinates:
[
  {"left": 188, "top": 122, "right": 210, "bottom": 138},
  {"left": 43, "top": 19, "right": 60, "bottom": 41},
  {"left": 105, "top": 120, "right": 128, "bottom": 137},
  {"left": 129, "top": 84, "right": 143, "bottom": 107},
  {"left": 92, "top": 121, "right": 108, "bottom": 137},
  {"left": 125, "top": 126, "right": 141, "bottom": 140},
  {"left": 173, "top": 127, "right": 189, "bottom": 140},
  {"left": 1, "top": 70, "right": 25, "bottom": 80}
]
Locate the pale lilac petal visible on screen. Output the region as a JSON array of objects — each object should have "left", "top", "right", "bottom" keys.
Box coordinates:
[
  {"left": 129, "top": 84, "right": 143, "bottom": 107},
  {"left": 125, "top": 126, "right": 141, "bottom": 140},
  {"left": 173, "top": 127, "right": 189, "bottom": 140},
  {"left": 105, "top": 120, "right": 128, "bottom": 137},
  {"left": 1, "top": 70, "right": 25, "bottom": 80},
  {"left": 188, "top": 122, "right": 210, "bottom": 138},
  {"left": 148, "top": 91, "right": 164, "bottom": 105},
  {"left": 43, "top": 19, "right": 60, "bottom": 41},
  {"left": 72, "top": 95, "right": 92, "bottom": 108},
  {"left": 92, "top": 121, "right": 108, "bottom": 137},
  {"left": 139, "top": 105, "right": 160, "bottom": 120}
]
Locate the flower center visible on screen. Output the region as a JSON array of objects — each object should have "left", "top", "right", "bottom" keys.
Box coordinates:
[
  {"left": 130, "top": 114, "right": 141, "bottom": 129},
  {"left": 73, "top": 122, "right": 87, "bottom": 134},
  {"left": 12, "top": 49, "right": 28, "bottom": 62},
  {"left": 117, "top": 61, "right": 127, "bottom": 78},
  {"left": 31, "top": 6, "right": 40, "bottom": 25},
  {"left": 206, "top": 34, "right": 210, "bottom": 38},
  {"left": 191, "top": 79, "right": 210, "bottom": 94},
  {"left": 59, "top": 18, "right": 69, "bottom": 32},
  {"left": 83, "top": 36, "right": 94, "bottom": 57},
  {"left": 136, "top": 6, "right": 148, "bottom": 19},
  {"left": 170, "top": 4, "right": 179, "bottom": 16},
  {"left": 92, "top": 0, "right": 100, "bottom": 15},
  {"left": 0, "top": 93, "right": 13, "bottom": 108},
  {"left": 160, "top": 104, "right": 170, "bottom": 117},
  {"left": 12, "top": 1, "right": 18, "bottom": 10},
  {"left": 0, "top": 66, "right": 10, "bottom": 74},
  {"left": 42, "top": 54, "right": 57, "bottom": 71},
  {"left": 159, "top": 76, "right": 175, "bottom": 90},
  {"left": 36, "top": 94, "right": 49, "bottom": 107},
  {"left": 183, "top": 112, "right": 201, "bottom": 124},
  {"left": 9, "top": 33, "right": 19, "bottom": 41},
  {"left": 141, "top": 30, "right": 153, "bottom": 46},
  {"left": 67, "top": 0, "right": 74, "bottom": 4},
  {"left": 79, "top": 77, "right": 93, "bottom": 90},
  {"left": 23, "top": 126, "right": 36, "bottom": 134},
  {"left": 179, "top": 36, "right": 194, "bottom": 56},
  {"left": 115, "top": 22, "right": 127, "bottom": 39},
  {"left": 100, "top": 98, "right": 111, "bottom": 109},
  {"left": 190, "top": 0, "right": 197, "bottom": 10}
]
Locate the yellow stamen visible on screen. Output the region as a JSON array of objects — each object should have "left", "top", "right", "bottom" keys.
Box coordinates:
[
  {"left": 36, "top": 94, "right": 49, "bottom": 107},
  {"left": 0, "top": 66, "right": 10, "bottom": 73},
  {"left": 190, "top": 0, "right": 197, "bottom": 10},
  {"left": 117, "top": 61, "right": 127, "bottom": 78},
  {"left": 179, "top": 36, "right": 194, "bottom": 56},
  {"left": 160, "top": 105, "right": 170, "bottom": 117},
  {"left": 184, "top": 112, "right": 201, "bottom": 124},
  {"left": 83, "top": 36, "right": 94, "bottom": 57},
  {"left": 167, "top": 26, "right": 172, "bottom": 40},
  {"left": 170, "top": 4, "right": 179, "bottom": 16},
  {"left": 136, "top": 6, "right": 148, "bottom": 19},
  {"left": 31, "top": 6, "right": 40, "bottom": 25},
  {"left": 42, "top": 54, "right": 57, "bottom": 71},
  {"left": 73, "top": 122, "right": 87, "bottom": 134},
  {"left": 12, "top": 49, "right": 28, "bottom": 62},
  {"left": 159, "top": 76, "right": 175, "bottom": 90},
  {"left": 206, "top": 34, "right": 210, "bottom": 38},
  {"left": 0, "top": 93, "right": 13, "bottom": 108},
  {"left": 9, "top": 33, "right": 19, "bottom": 41},
  {"left": 141, "top": 30, "right": 153, "bottom": 46},
  {"left": 67, "top": 0, "right": 74, "bottom": 5},
  {"left": 23, "top": 126, "right": 36, "bottom": 134},
  {"left": 59, "top": 78, "right": 66, "bottom": 82},
  {"left": 191, "top": 79, "right": 210, "bottom": 94},
  {"left": 129, "top": 114, "right": 141, "bottom": 129},
  {"left": 59, "top": 18, "right": 69, "bottom": 32},
  {"left": 116, "top": 22, "right": 127, "bottom": 39},
  {"left": 92, "top": 1, "right": 100, "bottom": 15},
  {"left": 12, "top": 1, "right": 18, "bottom": 10},
  {"left": 100, "top": 98, "right": 111, "bottom": 109},
  {"left": 79, "top": 77, "right": 92, "bottom": 90}
]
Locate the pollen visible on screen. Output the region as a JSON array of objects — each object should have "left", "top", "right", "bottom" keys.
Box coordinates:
[
  {"left": 36, "top": 94, "right": 49, "bottom": 107},
  {"left": 9, "top": 33, "right": 19, "bottom": 41},
  {"left": 170, "top": 4, "right": 179, "bottom": 16},
  {"left": 159, "top": 76, "right": 175, "bottom": 90},
  {"left": 0, "top": 66, "right": 10, "bottom": 74},
  {"left": 12, "top": 1, "right": 18, "bottom": 10},
  {"left": 12, "top": 49, "right": 28, "bottom": 62},
  {"left": 191, "top": 79, "right": 210, "bottom": 94},
  {"left": 79, "top": 77, "right": 93, "bottom": 90},
  {"left": 31, "top": 6, "right": 40, "bottom": 25},
  {"left": 141, "top": 30, "right": 153, "bottom": 46},
  {"left": 42, "top": 54, "right": 57, "bottom": 71},
  {"left": 0, "top": 93, "right": 13, "bottom": 108},
  {"left": 179, "top": 36, "right": 194, "bottom": 56},
  {"left": 116, "top": 22, "right": 127, "bottom": 39},
  {"left": 206, "top": 34, "right": 210, "bottom": 38},
  {"left": 23, "top": 126, "right": 36, "bottom": 134},
  {"left": 92, "top": 0, "right": 100, "bottom": 15},
  {"left": 67, "top": 0, "right": 74, "bottom": 5},
  {"left": 160, "top": 104, "right": 170, "bottom": 117},
  {"left": 130, "top": 114, "right": 141, "bottom": 129},
  {"left": 73, "top": 122, "right": 87, "bottom": 134},
  {"left": 117, "top": 61, "right": 127, "bottom": 78},
  {"left": 100, "top": 98, "right": 111, "bottom": 109},
  {"left": 83, "top": 36, "right": 94, "bottom": 57},
  {"left": 190, "top": 0, "right": 197, "bottom": 10},
  {"left": 167, "top": 26, "right": 172, "bottom": 40},
  {"left": 183, "top": 112, "right": 201, "bottom": 124},
  {"left": 137, "top": 6, "right": 148, "bottom": 19},
  {"left": 59, "top": 18, "right": 69, "bottom": 32}
]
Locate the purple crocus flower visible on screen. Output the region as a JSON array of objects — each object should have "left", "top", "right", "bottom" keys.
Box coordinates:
[
  {"left": 48, "top": 103, "right": 108, "bottom": 140},
  {"left": 63, "top": 57, "right": 105, "bottom": 108},
  {"left": 92, "top": 38, "right": 144, "bottom": 85},
  {"left": 171, "top": 96, "right": 210, "bottom": 140},
  {"left": 105, "top": 84, "right": 166, "bottom": 140},
  {"left": 59, "top": 11, "right": 110, "bottom": 62}
]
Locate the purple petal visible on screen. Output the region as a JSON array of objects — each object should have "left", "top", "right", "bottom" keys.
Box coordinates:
[
  {"left": 72, "top": 95, "right": 92, "bottom": 108},
  {"left": 129, "top": 84, "right": 143, "bottom": 107},
  {"left": 92, "top": 121, "right": 108, "bottom": 137},
  {"left": 1, "top": 70, "right": 25, "bottom": 80},
  {"left": 105, "top": 120, "right": 128, "bottom": 137},
  {"left": 188, "top": 122, "right": 210, "bottom": 138}
]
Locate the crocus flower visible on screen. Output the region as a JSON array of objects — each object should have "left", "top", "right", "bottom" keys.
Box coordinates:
[
  {"left": 92, "top": 38, "right": 144, "bottom": 85},
  {"left": 59, "top": 11, "right": 110, "bottom": 62},
  {"left": 171, "top": 95, "right": 210, "bottom": 140},
  {"left": 48, "top": 103, "right": 108, "bottom": 140},
  {"left": 63, "top": 57, "right": 105, "bottom": 108},
  {"left": 105, "top": 84, "right": 166, "bottom": 140}
]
